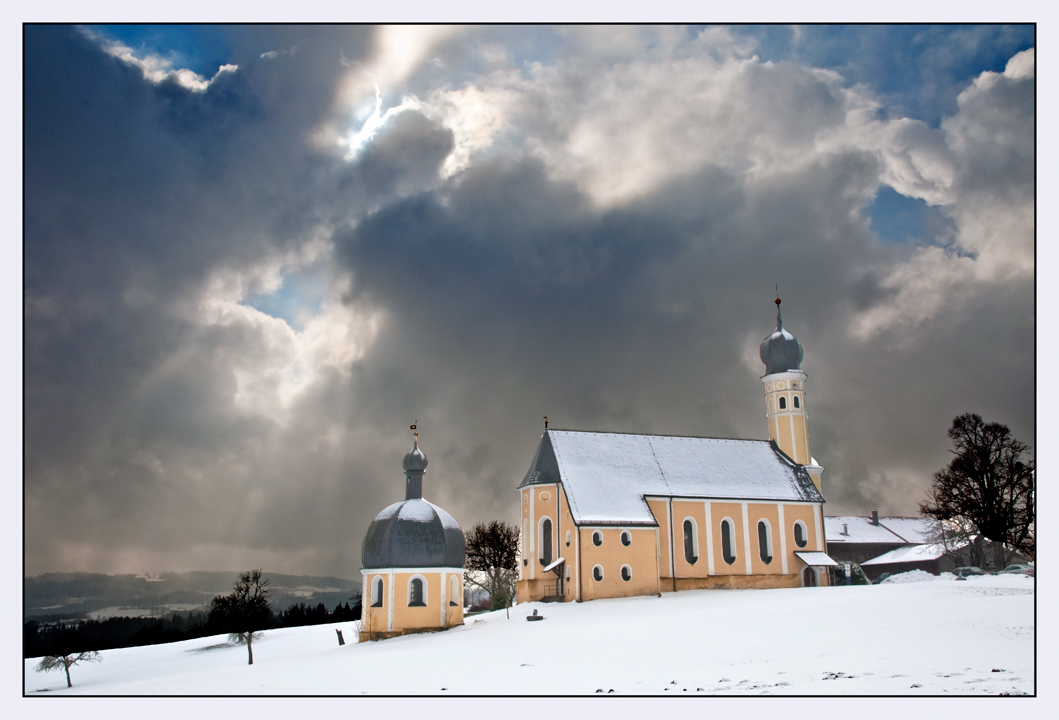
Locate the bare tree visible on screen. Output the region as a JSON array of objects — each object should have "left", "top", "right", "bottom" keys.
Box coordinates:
[
  {"left": 464, "top": 521, "right": 520, "bottom": 617},
  {"left": 920, "top": 414, "right": 1035, "bottom": 569},
  {"left": 208, "top": 569, "right": 273, "bottom": 665},
  {"left": 35, "top": 651, "right": 102, "bottom": 688}
]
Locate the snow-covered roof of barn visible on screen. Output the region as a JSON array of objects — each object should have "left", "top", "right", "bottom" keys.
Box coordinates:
[
  {"left": 877, "top": 517, "right": 936, "bottom": 544},
  {"left": 861, "top": 543, "right": 948, "bottom": 565},
  {"left": 519, "top": 429, "right": 823, "bottom": 526},
  {"left": 825, "top": 516, "right": 936, "bottom": 544}
]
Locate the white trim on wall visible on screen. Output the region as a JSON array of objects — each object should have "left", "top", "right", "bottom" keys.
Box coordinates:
[
  {"left": 529, "top": 487, "right": 535, "bottom": 580},
  {"left": 813, "top": 504, "right": 824, "bottom": 551},
  {"left": 741, "top": 502, "right": 752, "bottom": 575},
  {"left": 777, "top": 504, "right": 789, "bottom": 575},
  {"left": 387, "top": 569, "right": 394, "bottom": 631},
  {"left": 703, "top": 501, "right": 715, "bottom": 576}
]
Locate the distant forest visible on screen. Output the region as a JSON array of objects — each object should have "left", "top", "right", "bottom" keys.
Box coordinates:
[{"left": 25, "top": 601, "right": 362, "bottom": 659}]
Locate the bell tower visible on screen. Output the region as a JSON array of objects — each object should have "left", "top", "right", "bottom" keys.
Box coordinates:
[{"left": 759, "top": 298, "right": 823, "bottom": 490}]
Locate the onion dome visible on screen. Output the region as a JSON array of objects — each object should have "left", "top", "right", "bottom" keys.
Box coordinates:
[
  {"left": 361, "top": 433, "right": 465, "bottom": 569},
  {"left": 361, "top": 498, "right": 465, "bottom": 569},
  {"left": 402, "top": 438, "right": 428, "bottom": 473},
  {"left": 759, "top": 298, "right": 803, "bottom": 375}
]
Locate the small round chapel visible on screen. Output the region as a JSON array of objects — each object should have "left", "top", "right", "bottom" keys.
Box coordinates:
[{"left": 359, "top": 432, "right": 465, "bottom": 641}]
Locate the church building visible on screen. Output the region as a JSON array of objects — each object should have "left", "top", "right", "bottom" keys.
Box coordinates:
[
  {"left": 516, "top": 300, "right": 837, "bottom": 603},
  {"left": 359, "top": 432, "right": 465, "bottom": 640}
]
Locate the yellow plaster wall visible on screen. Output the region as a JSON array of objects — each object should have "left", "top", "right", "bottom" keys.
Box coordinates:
[
  {"left": 646, "top": 499, "right": 671, "bottom": 578},
  {"left": 361, "top": 573, "right": 389, "bottom": 635},
  {"left": 578, "top": 527, "right": 659, "bottom": 601},
  {"left": 747, "top": 503, "right": 782, "bottom": 575},
  {"left": 674, "top": 574, "right": 803, "bottom": 590},
  {"left": 518, "top": 484, "right": 579, "bottom": 601},
  {"left": 671, "top": 500, "right": 710, "bottom": 578},
  {"left": 708, "top": 501, "right": 747, "bottom": 575}
]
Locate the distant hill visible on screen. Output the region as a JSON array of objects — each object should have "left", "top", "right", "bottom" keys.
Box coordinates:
[{"left": 25, "top": 571, "right": 361, "bottom": 622}]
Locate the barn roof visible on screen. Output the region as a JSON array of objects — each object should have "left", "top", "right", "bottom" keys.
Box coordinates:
[
  {"left": 824, "top": 515, "right": 936, "bottom": 544},
  {"left": 519, "top": 429, "right": 823, "bottom": 526}
]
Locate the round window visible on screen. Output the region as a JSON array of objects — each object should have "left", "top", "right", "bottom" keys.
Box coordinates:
[
  {"left": 540, "top": 491, "right": 551, "bottom": 501},
  {"left": 592, "top": 530, "right": 603, "bottom": 546},
  {"left": 592, "top": 565, "right": 603, "bottom": 582},
  {"left": 621, "top": 565, "right": 631, "bottom": 582},
  {"left": 620, "top": 530, "right": 631, "bottom": 546}
]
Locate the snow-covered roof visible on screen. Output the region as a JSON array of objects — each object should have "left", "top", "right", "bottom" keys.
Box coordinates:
[
  {"left": 520, "top": 430, "right": 823, "bottom": 526},
  {"left": 794, "top": 551, "right": 839, "bottom": 567},
  {"left": 824, "top": 516, "right": 907, "bottom": 544},
  {"left": 877, "top": 517, "right": 936, "bottom": 544},
  {"left": 862, "top": 544, "right": 949, "bottom": 566}
]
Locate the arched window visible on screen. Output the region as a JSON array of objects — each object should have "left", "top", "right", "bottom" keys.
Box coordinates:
[
  {"left": 621, "top": 565, "right": 632, "bottom": 582},
  {"left": 539, "top": 517, "right": 553, "bottom": 566},
  {"left": 758, "top": 520, "right": 773, "bottom": 563},
  {"left": 408, "top": 576, "right": 426, "bottom": 607},
  {"left": 371, "top": 576, "right": 384, "bottom": 608},
  {"left": 683, "top": 519, "right": 698, "bottom": 564},
  {"left": 620, "top": 530, "right": 631, "bottom": 546},
  {"left": 721, "top": 518, "right": 736, "bottom": 565},
  {"left": 592, "top": 530, "right": 603, "bottom": 546},
  {"left": 449, "top": 575, "right": 459, "bottom": 606},
  {"left": 779, "top": 396, "right": 787, "bottom": 410},
  {"left": 592, "top": 565, "right": 604, "bottom": 582},
  {"left": 793, "top": 396, "right": 800, "bottom": 409},
  {"left": 794, "top": 520, "right": 808, "bottom": 548},
  {"left": 565, "top": 530, "right": 571, "bottom": 547}
]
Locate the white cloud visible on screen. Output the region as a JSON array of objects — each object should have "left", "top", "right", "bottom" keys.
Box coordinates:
[{"left": 80, "top": 28, "right": 238, "bottom": 93}]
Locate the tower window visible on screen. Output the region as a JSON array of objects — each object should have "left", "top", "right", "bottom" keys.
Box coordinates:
[
  {"left": 683, "top": 519, "right": 698, "bottom": 565},
  {"left": 592, "top": 564, "right": 604, "bottom": 582},
  {"left": 794, "top": 520, "right": 808, "bottom": 548},
  {"left": 779, "top": 397, "right": 787, "bottom": 410},
  {"left": 449, "top": 575, "right": 459, "bottom": 606},
  {"left": 621, "top": 565, "right": 632, "bottom": 582},
  {"left": 371, "top": 576, "right": 384, "bottom": 608},
  {"left": 408, "top": 576, "right": 426, "bottom": 607},
  {"left": 758, "top": 520, "right": 773, "bottom": 564},
  {"left": 721, "top": 518, "right": 736, "bottom": 565},
  {"left": 566, "top": 530, "right": 571, "bottom": 547},
  {"left": 539, "top": 518, "right": 553, "bottom": 566},
  {"left": 620, "top": 530, "right": 631, "bottom": 546},
  {"left": 793, "top": 396, "right": 800, "bottom": 408},
  {"left": 592, "top": 530, "right": 603, "bottom": 546}
]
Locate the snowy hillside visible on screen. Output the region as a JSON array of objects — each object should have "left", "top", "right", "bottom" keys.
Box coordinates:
[{"left": 24, "top": 573, "right": 1033, "bottom": 696}]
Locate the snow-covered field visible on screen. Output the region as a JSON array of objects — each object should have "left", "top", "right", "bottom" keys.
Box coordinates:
[{"left": 24, "top": 573, "right": 1033, "bottom": 696}]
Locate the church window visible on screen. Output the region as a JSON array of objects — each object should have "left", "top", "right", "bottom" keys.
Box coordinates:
[
  {"left": 621, "top": 565, "right": 632, "bottom": 582},
  {"left": 539, "top": 518, "right": 553, "bottom": 566},
  {"left": 721, "top": 518, "right": 736, "bottom": 565},
  {"left": 592, "top": 565, "right": 604, "bottom": 582},
  {"left": 592, "top": 530, "right": 603, "bottom": 546},
  {"left": 794, "top": 520, "right": 808, "bottom": 548},
  {"left": 408, "top": 576, "right": 426, "bottom": 607},
  {"left": 449, "top": 575, "right": 459, "bottom": 606},
  {"left": 566, "top": 530, "right": 571, "bottom": 547},
  {"left": 683, "top": 519, "right": 698, "bottom": 565},
  {"left": 779, "top": 396, "right": 787, "bottom": 410},
  {"left": 371, "top": 576, "right": 383, "bottom": 608},
  {"left": 793, "top": 396, "right": 800, "bottom": 409},
  {"left": 758, "top": 520, "right": 773, "bottom": 563},
  {"left": 621, "top": 530, "right": 632, "bottom": 546}
]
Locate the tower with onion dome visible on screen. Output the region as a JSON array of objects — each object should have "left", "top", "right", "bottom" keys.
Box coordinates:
[
  {"left": 359, "top": 429, "right": 465, "bottom": 641},
  {"left": 759, "top": 297, "right": 824, "bottom": 492}
]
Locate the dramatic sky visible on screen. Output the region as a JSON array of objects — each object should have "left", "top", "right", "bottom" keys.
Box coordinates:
[{"left": 24, "top": 25, "right": 1035, "bottom": 578}]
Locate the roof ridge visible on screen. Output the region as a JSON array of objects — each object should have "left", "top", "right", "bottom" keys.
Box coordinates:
[{"left": 547, "top": 428, "right": 770, "bottom": 443}]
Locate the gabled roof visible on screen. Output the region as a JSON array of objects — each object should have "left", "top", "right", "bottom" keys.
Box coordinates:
[
  {"left": 824, "top": 515, "right": 936, "bottom": 544},
  {"left": 519, "top": 429, "right": 823, "bottom": 526},
  {"left": 862, "top": 544, "right": 949, "bottom": 565}
]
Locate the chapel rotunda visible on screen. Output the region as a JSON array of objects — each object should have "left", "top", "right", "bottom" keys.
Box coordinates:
[{"left": 359, "top": 432, "right": 465, "bottom": 641}]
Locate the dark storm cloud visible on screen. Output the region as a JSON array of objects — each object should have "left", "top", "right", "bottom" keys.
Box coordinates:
[{"left": 24, "top": 25, "right": 1034, "bottom": 578}]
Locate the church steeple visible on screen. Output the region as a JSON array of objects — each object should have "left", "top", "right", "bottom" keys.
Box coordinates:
[{"left": 759, "top": 299, "right": 821, "bottom": 489}]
